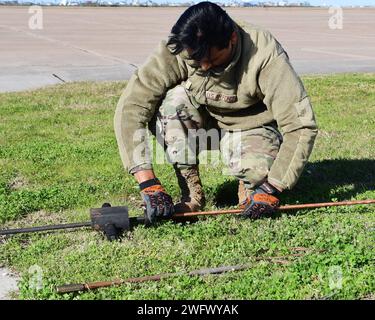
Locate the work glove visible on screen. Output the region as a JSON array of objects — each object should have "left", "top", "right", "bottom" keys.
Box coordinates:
[
  {"left": 240, "top": 182, "right": 280, "bottom": 219},
  {"left": 140, "top": 178, "right": 175, "bottom": 224}
]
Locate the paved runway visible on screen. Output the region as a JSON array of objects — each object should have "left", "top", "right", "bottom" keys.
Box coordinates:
[{"left": 1, "top": 6, "right": 374, "bottom": 92}]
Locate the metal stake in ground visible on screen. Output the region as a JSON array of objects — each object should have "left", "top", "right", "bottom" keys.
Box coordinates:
[{"left": 56, "top": 252, "right": 307, "bottom": 294}]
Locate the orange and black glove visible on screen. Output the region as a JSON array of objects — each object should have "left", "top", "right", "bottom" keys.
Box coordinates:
[
  {"left": 240, "top": 182, "right": 280, "bottom": 219},
  {"left": 140, "top": 178, "right": 174, "bottom": 224}
]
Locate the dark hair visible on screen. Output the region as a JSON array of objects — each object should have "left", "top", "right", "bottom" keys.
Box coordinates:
[{"left": 167, "top": 1, "right": 235, "bottom": 61}]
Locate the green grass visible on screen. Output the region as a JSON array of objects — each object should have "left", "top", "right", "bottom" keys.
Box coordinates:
[{"left": 0, "top": 74, "right": 374, "bottom": 300}]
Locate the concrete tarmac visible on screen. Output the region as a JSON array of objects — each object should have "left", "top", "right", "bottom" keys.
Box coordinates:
[{"left": 0, "top": 6, "right": 375, "bottom": 92}]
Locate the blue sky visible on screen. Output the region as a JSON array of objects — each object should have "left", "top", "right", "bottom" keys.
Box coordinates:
[
  {"left": 13, "top": 0, "right": 375, "bottom": 5},
  {"left": 306, "top": 0, "right": 374, "bottom": 5}
]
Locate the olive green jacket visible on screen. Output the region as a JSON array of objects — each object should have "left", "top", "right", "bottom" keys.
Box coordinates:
[{"left": 114, "top": 23, "right": 318, "bottom": 191}]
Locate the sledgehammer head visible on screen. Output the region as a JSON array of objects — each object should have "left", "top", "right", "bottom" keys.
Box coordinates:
[{"left": 90, "top": 204, "right": 129, "bottom": 241}]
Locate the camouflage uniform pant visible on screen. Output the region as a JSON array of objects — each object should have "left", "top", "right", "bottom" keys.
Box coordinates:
[{"left": 154, "top": 85, "right": 282, "bottom": 189}]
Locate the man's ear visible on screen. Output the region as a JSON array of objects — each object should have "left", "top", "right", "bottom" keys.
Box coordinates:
[{"left": 230, "top": 31, "right": 238, "bottom": 46}]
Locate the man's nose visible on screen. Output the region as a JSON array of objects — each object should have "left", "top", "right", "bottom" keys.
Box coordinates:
[{"left": 200, "top": 61, "right": 212, "bottom": 71}]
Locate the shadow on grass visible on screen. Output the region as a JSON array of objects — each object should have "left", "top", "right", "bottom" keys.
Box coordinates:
[{"left": 213, "top": 159, "right": 375, "bottom": 208}]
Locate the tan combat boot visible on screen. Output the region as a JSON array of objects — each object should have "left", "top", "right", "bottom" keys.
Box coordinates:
[
  {"left": 238, "top": 180, "right": 252, "bottom": 209},
  {"left": 174, "top": 165, "right": 206, "bottom": 213}
]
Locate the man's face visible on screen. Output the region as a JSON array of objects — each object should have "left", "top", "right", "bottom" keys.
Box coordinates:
[{"left": 187, "top": 31, "right": 238, "bottom": 72}]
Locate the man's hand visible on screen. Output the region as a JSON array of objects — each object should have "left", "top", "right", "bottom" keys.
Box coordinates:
[
  {"left": 240, "top": 182, "right": 280, "bottom": 219},
  {"left": 139, "top": 178, "right": 174, "bottom": 224}
]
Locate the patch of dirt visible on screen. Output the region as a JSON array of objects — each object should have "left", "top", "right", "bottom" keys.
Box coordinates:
[
  {"left": 8, "top": 175, "right": 28, "bottom": 191},
  {"left": 0, "top": 267, "right": 20, "bottom": 300}
]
